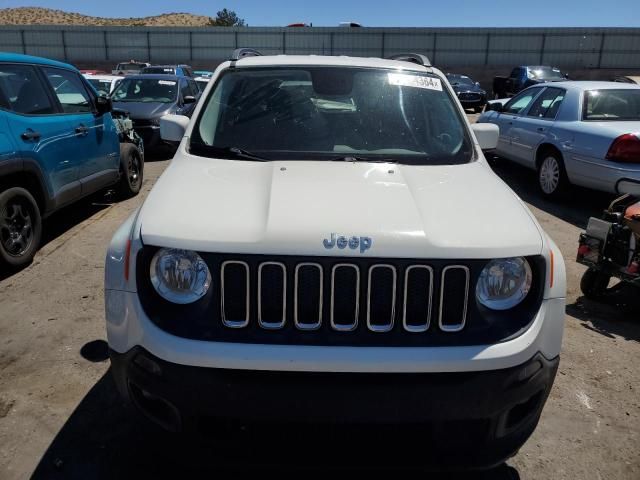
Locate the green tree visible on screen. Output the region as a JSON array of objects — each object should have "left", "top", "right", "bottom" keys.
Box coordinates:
[{"left": 210, "top": 8, "right": 245, "bottom": 26}]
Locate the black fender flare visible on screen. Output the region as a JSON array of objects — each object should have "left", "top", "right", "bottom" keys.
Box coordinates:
[{"left": 0, "top": 157, "right": 55, "bottom": 216}]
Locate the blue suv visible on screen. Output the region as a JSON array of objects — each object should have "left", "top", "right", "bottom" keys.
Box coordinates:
[{"left": 0, "top": 53, "right": 143, "bottom": 269}]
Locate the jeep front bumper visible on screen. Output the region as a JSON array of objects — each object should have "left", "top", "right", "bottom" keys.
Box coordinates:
[{"left": 110, "top": 347, "right": 558, "bottom": 469}]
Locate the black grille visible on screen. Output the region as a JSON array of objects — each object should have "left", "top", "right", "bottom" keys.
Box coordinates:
[
  {"left": 258, "top": 262, "right": 286, "bottom": 328},
  {"left": 403, "top": 266, "right": 433, "bottom": 332},
  {"left": 221, "top": 261, "right": 249, "bottom": 327},
  {"left": 367, "top": 265, "right": 396, "bottom": 332},
  {"left": 137, "top": 250, "right": 546, "bottom": 347},
  {"left": 459, "top": 92, "right": 481, "bottom": 101},
  {"left": 132, "top": 119, "right": 154, "bottom": 127},
  {"left": 331, "top": 264, "right": 360, "bottom": 331},
  {"left": 440, "top": 266, "right": 470, "bottom": 332},
  {"left": 295, "top": 263, "right": 323, "bottom": 330}
]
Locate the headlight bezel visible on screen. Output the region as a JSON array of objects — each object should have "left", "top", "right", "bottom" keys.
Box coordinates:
[
  {"left": 475, "top": 257, "right": 533, "bottom": 311},
  {"left": 149, "top": 248, "right": 211, "bottom": 304}
]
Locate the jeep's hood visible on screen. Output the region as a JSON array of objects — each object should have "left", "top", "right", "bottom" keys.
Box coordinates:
[
  {"left": 112, "top": 101, "right": 173, "bottom": 120},
  {"left": 139, "top": 156, "right": 543, "bottom": 258}
]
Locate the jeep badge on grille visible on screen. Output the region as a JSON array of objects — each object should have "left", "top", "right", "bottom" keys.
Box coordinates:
[{"left": 323, "top": 233, "right": 372, "bottom": 253}]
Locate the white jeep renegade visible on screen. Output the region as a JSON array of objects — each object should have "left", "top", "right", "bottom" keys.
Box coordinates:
[{"left": 105, "top": 50, "right": 566, "bottom": 468}]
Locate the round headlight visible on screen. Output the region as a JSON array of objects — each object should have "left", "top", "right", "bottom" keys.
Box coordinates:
[
  {"left": 150, "top": 248, "right": 211, "bottom": 304},
  {"left": 476, "top": 257, "right": 532, "bottom": 310}
]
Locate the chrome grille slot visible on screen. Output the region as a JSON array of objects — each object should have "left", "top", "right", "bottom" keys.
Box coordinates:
[
  {"left": 221, "top": 261, "right": 250, "bottom": 328},
  {"left": 439, "top": 265, "right": 470, "bottom": 332},
  {"left": 403, "top": 265, "right": 433, "bottom": 332},
  {"left": 330, "top": 264, "right": 360, "bottom": 331},
  {"left": 258, "top": 262, "right": 286, "bottom": 329},
  {"left": 367, "top": 264, "right": 396, "bottom": 332},
  {"left": 294, "top": 263, "right": 323, "bottom": 331}
]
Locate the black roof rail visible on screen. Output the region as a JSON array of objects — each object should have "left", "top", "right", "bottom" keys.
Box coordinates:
[
  {"left": 387, "top": 53, "right": 432, "bottom": 67},
  {"left": 230, "top": 48, "right": 263, "bottom": 61}
]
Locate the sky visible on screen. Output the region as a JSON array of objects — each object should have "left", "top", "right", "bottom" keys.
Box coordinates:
[{"left": 0, "top": 0, "right": 639, "bottom": 27}]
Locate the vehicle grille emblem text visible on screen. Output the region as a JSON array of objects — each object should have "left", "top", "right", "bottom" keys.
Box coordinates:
[{"left": 323, "top": 233, "right": 372, "bottom": 253}]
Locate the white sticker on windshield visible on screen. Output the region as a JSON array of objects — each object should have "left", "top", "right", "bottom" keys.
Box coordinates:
[
  {"left": 388, "top": 73, "right": 442, "bottom": 91},
  {"left": 158, "top": 80, "right": 176, "bottom": 85}
]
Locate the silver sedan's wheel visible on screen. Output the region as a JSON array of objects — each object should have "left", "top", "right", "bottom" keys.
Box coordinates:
[
  {"left": 539, "top": 156, "right": 560, "bottom": 194},
  {"left": 537, "top": 152, "right": 568, "bottom": 197}
]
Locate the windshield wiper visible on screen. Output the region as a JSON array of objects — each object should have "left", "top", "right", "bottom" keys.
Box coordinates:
[
  {"left": 190, "top": 145, "right": 269, "bottom": 161},
  {"left": 327, "top": 155, "right": 398, "bottom": 163},
  {"left": 224, "top": 147, "right": 269, "bottom": 161}
]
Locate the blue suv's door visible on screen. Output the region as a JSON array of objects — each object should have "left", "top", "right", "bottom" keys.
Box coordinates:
[
  {"left": 41, "top": 66, "right": 119, "bottom": 196},
  {"left": 0, "top": 62, "right": 83, "bottom": 209},
  {"left": 0, "top": 110, "right": 15, "bottom": 165}
]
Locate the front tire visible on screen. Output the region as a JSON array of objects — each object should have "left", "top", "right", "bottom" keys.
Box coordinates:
[
  {"left": 118, "top": 143, "right": 144, "bottom": 199},
  {"left": 580, "top": 268, "right": 611, "bottom": 299},
  {"left": 0, "top": 187, "right": 42, "bottom": 269},
  {"left": 537, "top": 152, "right": 569, "bottom": 198}
]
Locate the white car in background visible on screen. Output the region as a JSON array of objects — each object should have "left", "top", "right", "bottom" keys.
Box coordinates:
[
  {"left": 478, "top": 81, "right": 640, "bottom": 198},
  {"left": 193, "top": 75, "right": 210, "bottom": 93},
  {"left": 613, "top": 75, "right": 640, "bottom": 85},
  {"left": 83, "top": 74, "right": 123, "bottom": 96}
]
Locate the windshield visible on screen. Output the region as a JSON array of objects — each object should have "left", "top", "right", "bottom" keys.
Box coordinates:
[
  {"left": 447, "top": 75, "right": 475, "bottom": 87},
  {"left": 191, "top": 67, "right": 473, "bottom": 165},
  {"left": 528, "top": 67, "right": 564, "bottom": 81},
  {"left": 583, "top": 89, "right": 640, "bottom": 121},
  {"left": 111, "top": 78, "right": 178, "bottom": 103}
]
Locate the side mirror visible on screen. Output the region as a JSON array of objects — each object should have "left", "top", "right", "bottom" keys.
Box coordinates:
[
  {"left": 471, "top": 123, "right": 499, "bottom": 151},
  {"left": 475, "top": 81, "right": 481, "bottom": 87},
  {"left": 160, "top": 114, "right": 190, "bottom": 143},
  {"left": 564, "top": 73, "right": 570, "bottom": 79},
  {"left": 183, "top": 95, "right": 196, "bottom": 104},
  {"left": 95, "top": 95, "right": 112, "bottom": 115},
  {"left": 487, "top": 102, "right": 504, "bottom": 112}
]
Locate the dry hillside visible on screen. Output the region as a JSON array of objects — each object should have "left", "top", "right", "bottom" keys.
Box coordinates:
[{"left": 0, "top": 7, "right": 212, "bottom": 26}]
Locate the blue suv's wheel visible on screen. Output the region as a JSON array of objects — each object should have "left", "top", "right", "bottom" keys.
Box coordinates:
[
  {"left": 118, "top": 143, "right": 144, "bottom": 199},
  {"left": 0, "top": 187, "right": 42, "bottom": 268}
]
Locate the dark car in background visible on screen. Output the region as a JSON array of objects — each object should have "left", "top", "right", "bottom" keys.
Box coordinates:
[
  {"left": 445, "top": 73, "right": 487, "bottom": 112},
  {"left": 111, "top": 74, "right": 200, "bottom": 150},
  {"left": 141, "top": 65, "right": 194, "bottom": 77},
  {"left": 493, "top": 65, "right": 568, "bottom": 98}
]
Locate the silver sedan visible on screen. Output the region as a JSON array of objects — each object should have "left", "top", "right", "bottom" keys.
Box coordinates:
[{"left": 478, "top": 81, "right": 640, "bottom": 198}]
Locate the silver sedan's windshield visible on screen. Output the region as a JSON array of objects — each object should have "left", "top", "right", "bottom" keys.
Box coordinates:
[{"left": 190, "top": 67, "right": 473, "bottom": 165}]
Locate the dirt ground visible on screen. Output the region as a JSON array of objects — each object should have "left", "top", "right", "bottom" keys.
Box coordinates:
[{"left": 0, "top": 130, "right": 639, "bottom": 478}]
